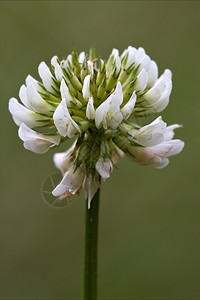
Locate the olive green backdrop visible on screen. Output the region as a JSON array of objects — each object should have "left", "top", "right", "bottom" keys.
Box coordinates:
[{"left": 0, "top": 1, "right": 199, "bottom": 299}]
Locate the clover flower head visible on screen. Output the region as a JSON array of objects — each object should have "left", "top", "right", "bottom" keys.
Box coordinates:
[{"left": 9, "top": 46, "right": 184, "bottom": 207}]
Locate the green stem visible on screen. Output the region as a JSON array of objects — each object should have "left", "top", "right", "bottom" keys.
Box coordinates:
[{"left": 83, "top": 188, "right": 100, "bottom": 300}]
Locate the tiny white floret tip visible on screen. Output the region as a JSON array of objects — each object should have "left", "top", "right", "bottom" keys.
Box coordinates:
[{"left": 8, "top": 46, "right": 184, "bottom": 207}]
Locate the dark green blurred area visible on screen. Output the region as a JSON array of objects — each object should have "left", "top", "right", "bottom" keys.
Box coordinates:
[{"left": 0, "top": 1, "right": 199, "bottom": 299}]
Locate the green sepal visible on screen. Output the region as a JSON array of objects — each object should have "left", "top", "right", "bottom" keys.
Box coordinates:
[{"left": 89, "top": 47, "right": 96, "bottom": 61}]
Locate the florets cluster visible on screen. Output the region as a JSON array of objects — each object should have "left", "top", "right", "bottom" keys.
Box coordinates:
[{"left": 9, "top": 47, "right": 184, "bottom": 207}]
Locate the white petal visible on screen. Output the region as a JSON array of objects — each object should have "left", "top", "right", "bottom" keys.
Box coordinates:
[
  {"left": 115, "top": 56, "right": 121, "bottom": 74},
  {"left": 151, "top": 95, "right": 169, "bottom": 113},
  {"left": 55, "top": 63, "right": 64, "bottom": 81},
  {"left": 134, "top": 69, "right": 149, "bottom": 93},
  {"left": 151, "top": 156, "right": 169, "bottom": 169},
  {"left": 82, "top": 75, "right": 92, "bottom": 100},
  {"left": 121, "top": 91, "right": 136, "bottom": 119},
  {"left": 111, "top": 49, "right": 121, "bottom": 74},
  {"left": 155, "top": 69, "right": 172, "bottom": 90},
  {"left": 95, "top": 95, "right": 112, "bottom": 129},
  {"left": 53, "top": 98, "right": 81, "bottom": 137},
  {"left": 111, "top": 48, "right": 119, "bottom": 58},
  {"left": 86, "top": 97, "right": 95, "bottom": 120},
  {"left": 26, "top": 75, "right": 38, "bottom": 87},
  {"left": 163, "top": 140, "right": 184, "bottom": 157},
  {"left": 111, "top": 144, "right": 124, "bottom": 164},
  {"left": 111, "top": 81, "right": 123, "bottom": 106},
  {"left": 51, "top": 56, "right": 58, "bottom": 67},
  {"left": 137, "top": 47, "right": 146, "bottom": 61},
  {"left": 84, "top": 173, "right": 100, "bottom": 209},
  {"left": 125, "top": 46, "right": 138, "bottom": 68},
  {"left": 9, "top": 98, "right": 51, "bottom": 128},
  {"left": 60, "top": 79, "right": 75, "bottom": 106},
  {"left": 164, "top": 124, "right": 182, "bottom": 141},
  {"left": 139, "top": 54, "right": 151, "bottom": 72},
  {"left": 27, "top": 82, "right": 53, "bottom": 115},
  {"left": 87, "top": 60, "right": 94, "bottom": 77},
  {"left": 61, "top": 55, "right": 73, "bottom": 71},
  {"left": 164, "top": 69, "right": 172, "bottom": 80},
  {"left": 66, "top": 54, "right": 73, "bottom": 67},
  {"left": 95, "top": 82, "right": 123, "bottom": 129},
  {"left": 134, "top": 116, "right": 167, "bottom": 146},
  {"left": 145, "top": 71, "right": 168, "bottom": 100},
  {"left": 127, "top": 139, "right": 184, "bottom": 168},
  {"left": 78, "top": 51, "right": 85, "bottom": 64},
  {"left": 145, "top": 85, "right": 162, "bottom": 102},
  {"left": 18, "top": 123, "right": 60, "bottom": 153},
  {"left": 25, "top": 75, "right": 44, "bottom": 93},
  {"left": 147, "top": 61, "right": 158, "bottom": 87},
  {"left": 54, "top": 152, "right": 68, "bottom": 172},
  {"left": 38, "top": 62, "right": 56, "bottom": 93},
  {"left": 52, "top": 166, "right": 85, "bottom": 197},
  {"left": 95, "top": 157, "right": 113, "bottom": 179},
  {"left": 142, "top": 69, "right": 172, "bottom": 111},
  {"left": 53, "top": 143, "right": 75, "bottom": 173},
  {"left": 153, "top": 71, "right": 172, "bottom": 112},
  {"left": 19, "top": 85, "right": 33, "bottom": 110}
]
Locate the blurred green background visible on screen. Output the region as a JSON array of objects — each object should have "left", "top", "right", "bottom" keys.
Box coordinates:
[{"left": 0, "top": 1, "right": 199, "bottom": 299}]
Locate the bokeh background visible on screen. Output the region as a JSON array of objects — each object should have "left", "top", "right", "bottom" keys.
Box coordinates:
[{"left": 0, "top": 1, "right": 199, "bottom": 299}]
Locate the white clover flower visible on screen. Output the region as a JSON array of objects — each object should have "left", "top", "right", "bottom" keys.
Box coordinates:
[
  {"left": 53, "top": 98, "right": 81, "bottom": 138},
  {"left": 18, "top": 123, "right": 60, "bottom": 154},
  {"left": 52, "top": 164, "right": 85, "bottom": 198},
  {"left": 9, "top": 46, "right": 184, "bottom": 207},
  {"left": 95, "top": 157, "right": 113, "bottom": 180},
  {"left": 126, "top": 139, "right": 184, "bottom": 169}
]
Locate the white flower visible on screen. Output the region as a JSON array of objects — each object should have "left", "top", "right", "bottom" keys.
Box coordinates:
[
  {"left": 95, "top": 157, "right": 113, "bottom": 179},
  {"left": 52, "top": 165, "right": 85, "bottom": 197},
  {"left": 60, "top": 79, "right": 76, "bottom": 107},
  {"left": 127, "top": 139, "right": 184, "bottom": 168},
  {"left": 86, "top": 97, "right": 95, "bottom": 120},
  {"left": 51, "top": 55, "right": 58, "bottom": 67},
  {"left": 61, "top": 54, "right": 73, "bottom": 71},
  {"left": 9, "top": 98, "right": 51, "bottom": 128},
  {"left": 26, "top": 82, "right": 54, "bottom": 115},
  {"left": 38, "top": 62, "right": 58, "bottom": 94},
  {"left": 142, "top": 69, "right": 172, "bottom": 113},
  {"left": 53, "top": 98, "right": 81, "bottom": 138},
  {"left": 147, "top": 60, "right": 158, "bottom": 87},
  {"left": 25, "top": 75, "right": 43, "bottom": 93},
  {"left": 18, "top": 123, "right": 60, "bottom": 153},
  {"left": 53, "top": 141, "right": 77, "bottom": 174},
  {"left": 121, "top": 46, "right": 138, "bottom": 69},
  {"left": 78, "top": 52, "right": 85, "bottom": 64},
  {"left": 87, "top": 60, "right": 94, "bottom": 78},
  {"left": 95, "top": 82, "right": 123, "bottom": 129},
  {"left": 110, "top": 144, "right": 124, "bottom": 164},
  {"left": 110, "top": 48, "right": 121, "bottom": 75},
  {"left": 82, "top": 75, "right": 92, "bottom": 100},
  {"left": 121, "top": 91, "right": 136, "bottom": 119},
  {"left": 84, "top": 173, "right": 100, "bottom": 209},
  {"left": 111, "top": 48, "right": 119, "bottom": 59},
  {"left": 53, "top": 152, "right": 72, "bottom": 174},
  {"left": 19, "top": 84, "right": 33, "bottom": 110},
  {"left": 137, "top": 49, "right": 151, "bottom": 73},
  {"left": 133, "top": 116, "right": 167, "bottom": 147},
  {"left": 54, "top": 63, "right": 64, "bottom": 81},
  {"left": 134, "top": 69, "right": 149, "bottom": 93},
  {"left": 164, "top": 124, "right": 182, "bottom": 141}
]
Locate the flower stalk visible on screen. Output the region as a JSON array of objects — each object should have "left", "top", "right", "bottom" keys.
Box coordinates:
[{"left": 83, "top": 187, "right": 100, "bottom": 300}]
